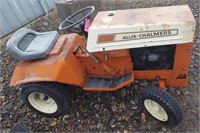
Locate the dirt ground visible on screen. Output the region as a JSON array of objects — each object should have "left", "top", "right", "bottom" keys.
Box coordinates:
[{"left": 0, "top": 0, "right": 199, "bottom": 132}]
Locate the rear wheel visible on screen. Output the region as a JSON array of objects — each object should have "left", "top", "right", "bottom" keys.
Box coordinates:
[
  {"left": 139, "top": 86, "right": 183, "bottom": 126},
  {"left": 21, "top": 82, "right": 75, "bottom": 117}
]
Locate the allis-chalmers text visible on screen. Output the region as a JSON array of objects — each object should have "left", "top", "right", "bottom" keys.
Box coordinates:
[{"left": 115, "top": 29, "right": 178, "bottom": 41}]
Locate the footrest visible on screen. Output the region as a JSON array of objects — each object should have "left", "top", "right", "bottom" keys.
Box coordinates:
[{"left": 84, "top": 73, "right": 132, "bottom": 91}]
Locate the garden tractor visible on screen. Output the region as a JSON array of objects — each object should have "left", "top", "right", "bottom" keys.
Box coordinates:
[{"left": 6, "top": 5, "right": 196, "bottom": 126}]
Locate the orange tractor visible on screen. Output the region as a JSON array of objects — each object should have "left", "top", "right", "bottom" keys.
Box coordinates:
[{"left": 7, "top": 5, "right": 195, "bottom": 126}]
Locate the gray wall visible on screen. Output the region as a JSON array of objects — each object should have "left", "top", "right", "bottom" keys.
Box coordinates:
[{"left": 0, "top": 0, "right": 56, "bottom": 38}]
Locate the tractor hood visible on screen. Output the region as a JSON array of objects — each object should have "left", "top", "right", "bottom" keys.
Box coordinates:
[{"left": 87, "top": 5, "right": 196, "bottom": 52}]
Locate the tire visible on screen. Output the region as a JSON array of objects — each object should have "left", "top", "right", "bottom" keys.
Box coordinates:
[
  {"left": 21, "top": 82, "right": 75, "bottom": 117},
  {"left": 139, "top": 86, "right": 183, "bottom": 126}
]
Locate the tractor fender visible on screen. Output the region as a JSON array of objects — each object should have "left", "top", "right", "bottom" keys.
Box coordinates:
[{"left": 10, "top": 34, "right": 85, "bottom": 87}]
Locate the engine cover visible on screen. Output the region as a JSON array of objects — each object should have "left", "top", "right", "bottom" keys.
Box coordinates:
[{"left": 87, "top": 5, "right": 195, "bottom": 52}]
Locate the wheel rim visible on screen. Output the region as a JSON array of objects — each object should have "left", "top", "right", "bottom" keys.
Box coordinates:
[
  {"left": 28, "top": 92, "right": 58, "bottom": 114},
  {"left": 144, "top": 99, "right": 168, "bottom": 121}
]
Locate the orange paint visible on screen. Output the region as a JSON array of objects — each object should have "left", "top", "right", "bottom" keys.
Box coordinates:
[
  {"left": 10, "top": 34, "right": 86, "bottom": 87},
  {"left": 75, "top": 49, "right": 133, "bottom": 78},
  {"left": 97, "top": 34, "right": 115, "bottom": 43},
  {"left": 133, "top": 43, "right": 193, "bottom": 87},
  {"left": 10, "top": 32, "right": 193, "bottom": 91},
  {"left": 158, "top": 80, "right": 166, "bottom": 89},
  {"left": 165, "top": 78, "right": 188, "bottom": 87},
  {"left": 172, "top": 43, "right": 193, "bottom": 78},
  {"left": 49, "top": 36, "right": 67, "bottom": 55}
]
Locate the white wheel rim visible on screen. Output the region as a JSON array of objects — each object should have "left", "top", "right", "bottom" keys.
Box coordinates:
[
  {"left": 144, "top": 99, "right": 168, "bottom": 121},
  {"left": 28, "top": 92, "right": 58, "bottom": 114}
]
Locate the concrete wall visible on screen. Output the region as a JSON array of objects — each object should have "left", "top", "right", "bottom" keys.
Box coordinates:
[{"left": 0, "top": 0, "right": 55, "bottom": 38}]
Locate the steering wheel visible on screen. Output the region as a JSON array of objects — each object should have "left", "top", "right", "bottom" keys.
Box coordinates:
[{"left": 59, "top": 6, "right": 95, "bottom": 31}]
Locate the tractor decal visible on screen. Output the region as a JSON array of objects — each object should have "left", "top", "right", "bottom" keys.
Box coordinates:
[{"left": 97, "top": 29, "right": 178, "bottom": 43}]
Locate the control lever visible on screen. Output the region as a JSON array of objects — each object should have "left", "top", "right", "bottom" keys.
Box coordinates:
[{"left": 77, "top": 45, "right": 99, "bottom": 63}]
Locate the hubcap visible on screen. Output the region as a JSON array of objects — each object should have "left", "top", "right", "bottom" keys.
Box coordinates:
[
  {"left": 144, "top": 99, "right": 168, "bottom": 121},
  {"left": 28, "top": 92, "right": 58, "bottom": 114}
]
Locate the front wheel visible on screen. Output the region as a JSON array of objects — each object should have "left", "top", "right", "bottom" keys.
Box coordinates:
[
  {"left": 21, "top": 82, "right": 75, "bottom": 117},
  {"left": 139, "top": 86, "right": 183, "bottom": 126}
]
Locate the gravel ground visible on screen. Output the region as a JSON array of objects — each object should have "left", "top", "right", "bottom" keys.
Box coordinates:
[{"left": 0, "top": 0, "right": 199, "bottom": 132}]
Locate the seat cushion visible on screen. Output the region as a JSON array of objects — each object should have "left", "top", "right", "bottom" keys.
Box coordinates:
[{"left": 6, "top": 28, "right": 59, "bottom": 60}]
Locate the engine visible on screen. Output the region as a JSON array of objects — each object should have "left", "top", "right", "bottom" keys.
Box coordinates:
[{"left": 129, "top": 45, "right": 176, "bottom": 70}]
